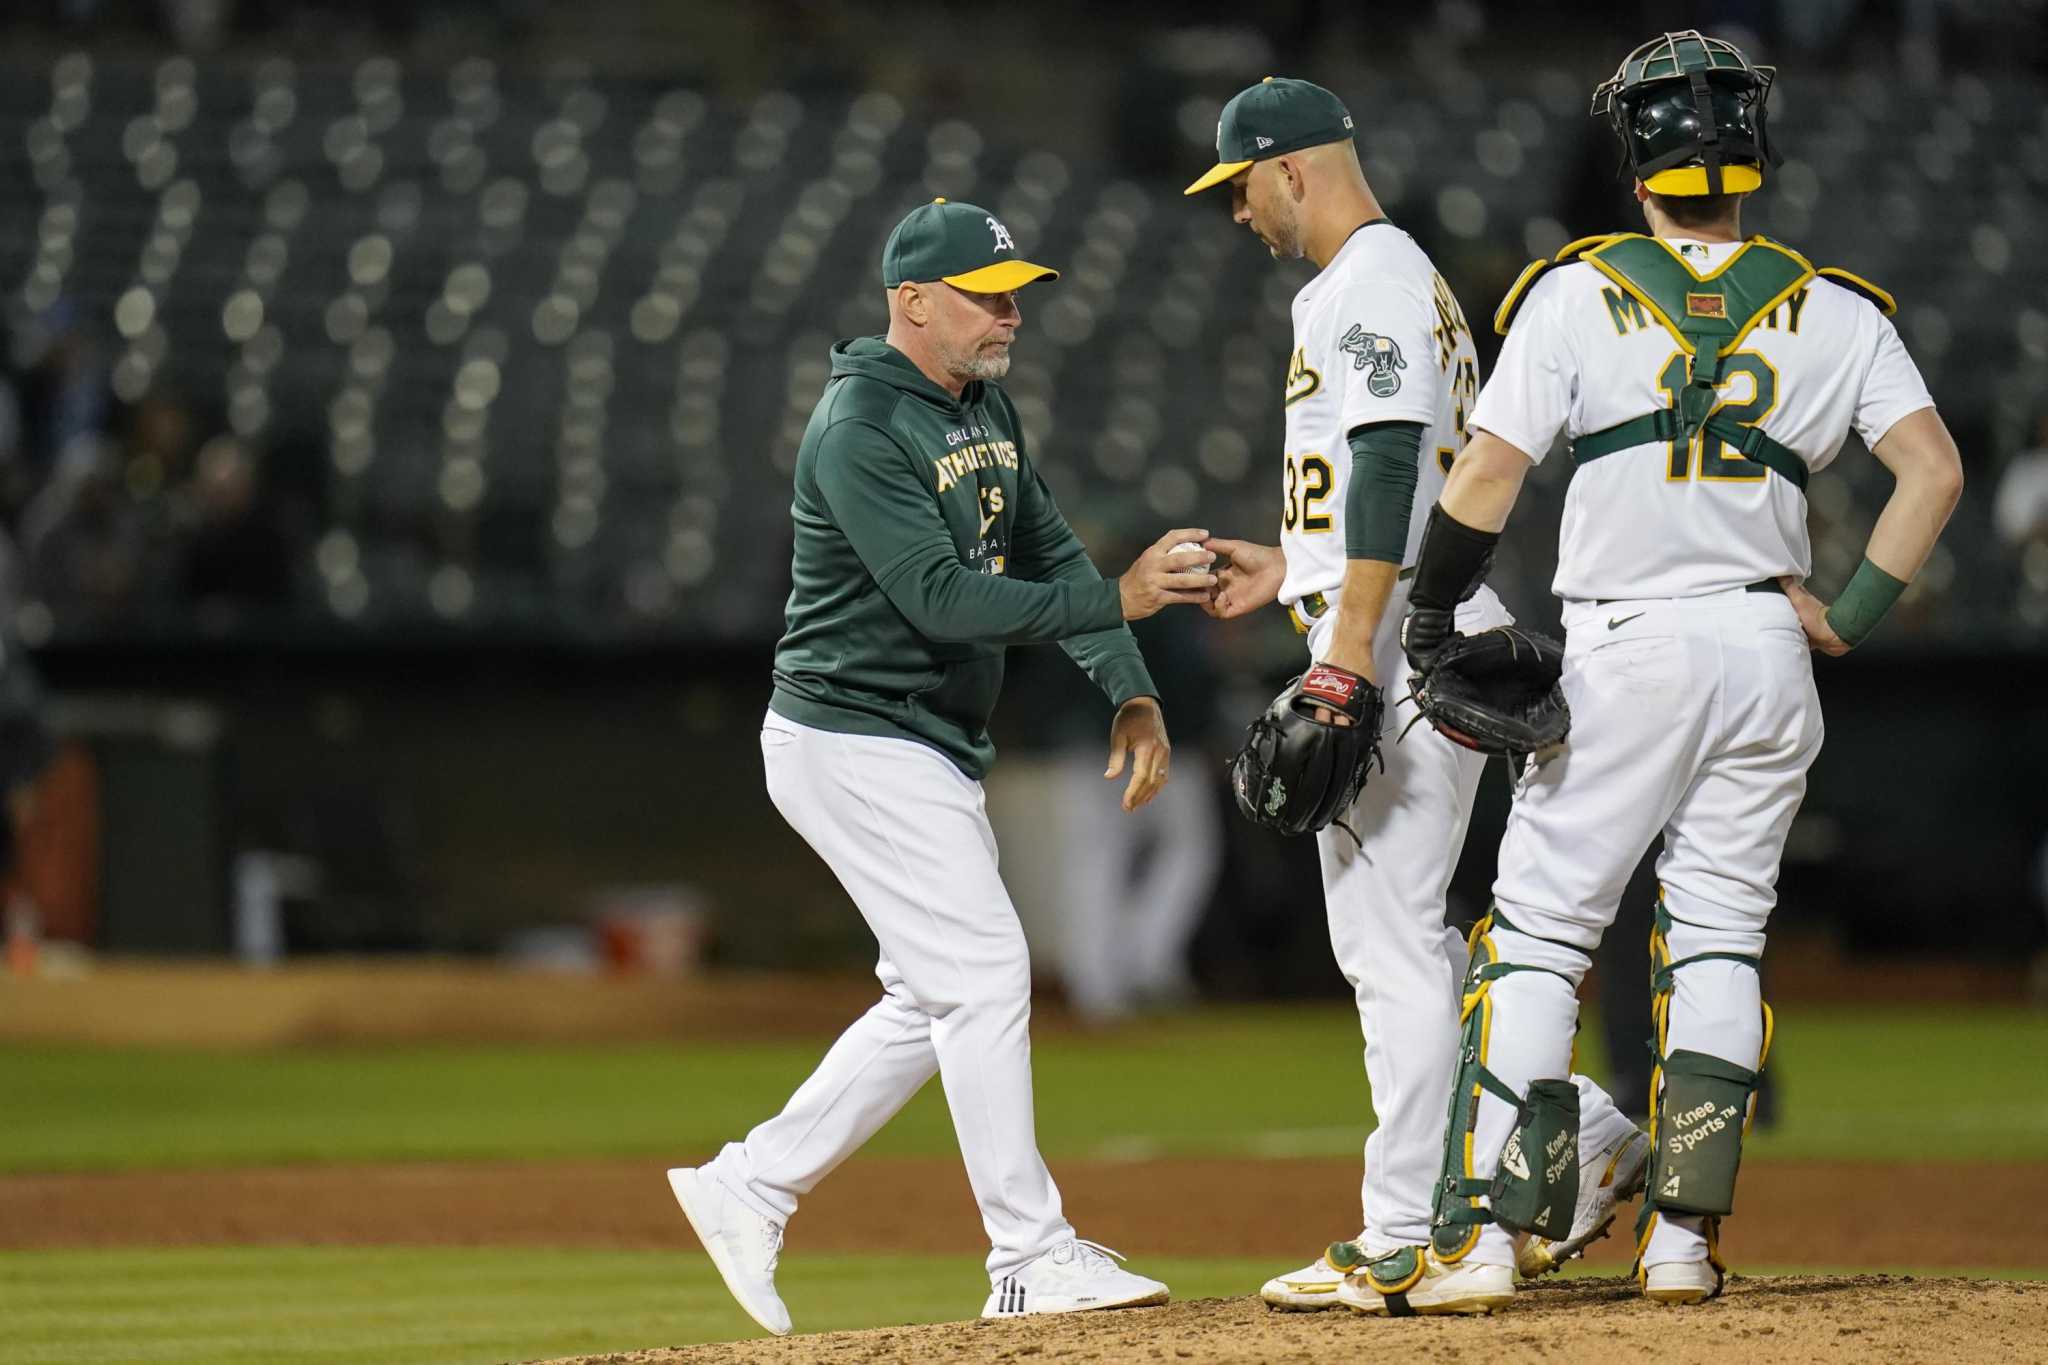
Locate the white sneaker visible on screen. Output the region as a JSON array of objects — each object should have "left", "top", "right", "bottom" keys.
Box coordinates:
[
  {"left": 982, "top": 1239, "right": 1169, "bottom": 1318},
  {"left": 1337, "top": 1247, "right": 1514, "bottom": 1316},
  {"left": 1258, "top": 1238, "right": 1364, "bottom": 1311},
  {"left": 1517, "top": 1126, "right": 1651, "bottom": 1278},
  {"left": 1642, "top": 1259, "right": 1724, "bottom": 1305},
  {"left": 667, "top": 1166, "right": 792, "bottom": 1337}
]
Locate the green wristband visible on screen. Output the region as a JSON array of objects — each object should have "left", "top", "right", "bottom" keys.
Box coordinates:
[{"left": 1822, "top": 557, "right": 1907, "bottom": 648}]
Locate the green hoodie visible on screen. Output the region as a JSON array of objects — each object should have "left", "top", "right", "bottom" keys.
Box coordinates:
[{"left": 770, "top": 337, "right": 1156, "bottom": 778}]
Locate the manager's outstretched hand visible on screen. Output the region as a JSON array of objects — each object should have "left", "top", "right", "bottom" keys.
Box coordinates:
[
  {"left": 1119, "top": 529, "right": 1217, "bottom": 620},
  {"left": 1104, "top": 696, "right": 1171, "bottom": 811}
]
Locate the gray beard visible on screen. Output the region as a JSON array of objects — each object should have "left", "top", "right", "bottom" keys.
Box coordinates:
[{"left": 945, "top": 347, "right": 1011, "bottom": 382}]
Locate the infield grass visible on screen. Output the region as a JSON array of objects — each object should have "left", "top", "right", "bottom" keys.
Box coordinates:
[
  {"left": 3, "top": 1247, "right": 2043, "bottom": 1365},
  {"left": 3, "top": 1004, "right": 2043, "bottom": 1173}
]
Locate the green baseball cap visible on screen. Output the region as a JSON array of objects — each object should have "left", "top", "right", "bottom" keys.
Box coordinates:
[
  {"left": 881, "top": 198, "right": 1060, "bottom": 293},
  {"left": 1184, "top": 76, "right": 1356, "bottom": 195}
]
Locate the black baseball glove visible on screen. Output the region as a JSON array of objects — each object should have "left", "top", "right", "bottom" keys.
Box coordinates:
[
  {"left": 1403, "top": 626, "right": 1570, "bottom": 759},
  {"left": 1230, "top": 663, "right": 1385, "bottom": 838}
]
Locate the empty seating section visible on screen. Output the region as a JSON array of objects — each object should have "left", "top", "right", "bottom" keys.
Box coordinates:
[{"left": 0, "top": 55, "right": 2035, "bottom": 641}]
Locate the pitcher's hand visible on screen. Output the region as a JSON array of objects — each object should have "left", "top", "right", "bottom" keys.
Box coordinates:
[
  {"left": 1202, "top": 538, "right": 1283, "bottom": 619},
  {"left": 1311, "top": 641, "right": 1377, "bottom": 725}
]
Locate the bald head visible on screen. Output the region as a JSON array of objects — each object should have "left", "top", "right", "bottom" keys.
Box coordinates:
[{"left": 1293, "top": 139, "right": 1367, "bottom": 183}]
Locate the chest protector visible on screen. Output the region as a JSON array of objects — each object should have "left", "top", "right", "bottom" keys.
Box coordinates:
[{"left": 1495, "top": 234, "right": 1895, "bottom": 492}]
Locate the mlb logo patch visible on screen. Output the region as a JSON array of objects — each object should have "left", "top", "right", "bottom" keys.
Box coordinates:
[{"left": 1686, "top": 292, "right": 1727, "bottom": 319}]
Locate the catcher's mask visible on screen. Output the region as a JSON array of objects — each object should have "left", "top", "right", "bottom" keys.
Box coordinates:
[{"left": 1592, "top": 29, "right": 1779, "bottom": 197}]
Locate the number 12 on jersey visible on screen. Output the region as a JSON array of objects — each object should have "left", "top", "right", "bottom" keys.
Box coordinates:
[
  {"left": 1284, "top": 452, "right": 1334, "bottom": 533},
  {"left": 1656, "top": 349, "right": 1778, "bottom": 481}
]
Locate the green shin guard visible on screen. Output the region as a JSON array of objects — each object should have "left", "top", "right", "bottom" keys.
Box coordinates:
[
  {"left": 1490, "top": 1078, "right": 1581, "bottom": 1238},
  {"left": 1431, "top": 909, "right": 1581, "bottom": 1258},
  {"left": 1641, "top": 899, "right": 1772, "bottom": 1241},
  {"left": 1646, "top": 1050, "right": 1756, "bottom": 1216}
]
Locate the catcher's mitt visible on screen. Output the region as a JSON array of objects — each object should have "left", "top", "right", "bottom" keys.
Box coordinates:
[
  {"left": 1404, "top": 626, "right": 1570, "bottom": 759},
  {"left": 1230, "top": 663, "right": 1384, "bottom": 838}
]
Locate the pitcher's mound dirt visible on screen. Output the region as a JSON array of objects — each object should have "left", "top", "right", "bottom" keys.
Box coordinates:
[
  {"left": 535, "top": 1276, "right": 2048, "bottom": 1365},
  {"left": 9, "top": 1158, "right": 2045, "bottom": 1270}
]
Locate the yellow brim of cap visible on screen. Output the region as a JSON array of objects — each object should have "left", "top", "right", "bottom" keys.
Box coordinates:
[
  {"left": 1183, "top": 160, "right": 1253, "bottom": 196},
  {"left": 940, "top": 259, "right": 1060, "bottom": 292},
  {"left": 1643, "top": 163, "right": 1763, "bottom": 195}
]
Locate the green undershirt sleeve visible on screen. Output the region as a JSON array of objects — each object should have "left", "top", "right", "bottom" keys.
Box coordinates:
[{"left": 1344, "top": 420, "right": 1425, "bottom": 563}]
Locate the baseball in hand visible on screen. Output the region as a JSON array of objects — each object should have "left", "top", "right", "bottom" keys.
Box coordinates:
[{"left": 1172, "top": 541, "right": 1226, "bottom": 568}]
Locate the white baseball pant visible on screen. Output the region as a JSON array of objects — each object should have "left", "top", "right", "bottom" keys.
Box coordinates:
[
  {"left": 1306, "top": 586, "right": 1635, "bottom": 1253},
  {"left": 1458, "top": 586, "right": 1822, "bottom": 1269},
  {"left": 1309, "top": 595, "right": 1483, "bottom": 1254},
  {"left": 702, "top": 713, "right": 1073, "bottom": 1280}
]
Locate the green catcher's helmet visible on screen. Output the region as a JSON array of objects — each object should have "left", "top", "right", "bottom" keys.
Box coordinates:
[{"left": 1592, "top": 29, "right": 1779, "bottom": 196}]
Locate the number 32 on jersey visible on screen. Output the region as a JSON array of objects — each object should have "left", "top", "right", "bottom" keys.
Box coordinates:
[{"left": 1284, "top": 452, "right": 1333, "bottom": 532}]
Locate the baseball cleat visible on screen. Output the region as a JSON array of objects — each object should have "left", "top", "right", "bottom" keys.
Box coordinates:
[
  {"left": 1338, "top": 1246, "right": 1515, "bottom": 1316},
  {"left": 981, "top": 1238, "right": 1169, "bottom": 1318},
  {"left": 1642, "top": 1259, "right": 1725, "bottom": 1305},
  {"left": 667, "top": 1166, "right": 793, "bottom": 1337},
  {"left": 1517, "top": 1126, "right": 1651, "bottom": 1278},
  {"left": 1258, "top": 1238, "right": 1365, "bottom": 1311}
]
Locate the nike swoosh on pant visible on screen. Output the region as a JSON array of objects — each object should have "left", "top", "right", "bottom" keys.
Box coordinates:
[{"left": 1607, "top": 613, "right": 1645, "bottom": 630}]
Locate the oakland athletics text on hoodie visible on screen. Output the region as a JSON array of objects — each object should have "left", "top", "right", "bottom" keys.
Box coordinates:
[{"left": 770, "top": 337, "right": 1155, "bottom": 779}]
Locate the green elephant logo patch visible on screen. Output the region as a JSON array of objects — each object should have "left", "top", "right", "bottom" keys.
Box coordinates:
[
  {"left": 1340, "top": 325, "right": 1407, "bottom": 397},
  {"left": 1263, "top": 779, "right": 1288, "bottom": 817}
]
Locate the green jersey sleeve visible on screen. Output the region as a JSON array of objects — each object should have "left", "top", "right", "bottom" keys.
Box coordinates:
[
  {"left": 813, "top": 418, "right": 1124, "bottom": 646},
  {"left": 1010, "top": 454, "right": 1158, "bottom": 709}
]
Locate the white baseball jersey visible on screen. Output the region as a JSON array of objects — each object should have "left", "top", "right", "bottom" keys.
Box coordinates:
[
  {"left": 1470, "top": 236, "right": 1935, "bottom": 602},
  {"left": 1279, "top": 222, "right": 1482, "bottom": 611}
]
